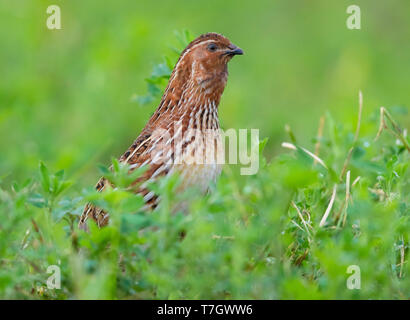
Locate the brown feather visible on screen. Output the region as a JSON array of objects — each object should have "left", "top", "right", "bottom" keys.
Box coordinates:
[{"left": 78, "top": 33, "right": 243, "bottom": 230}]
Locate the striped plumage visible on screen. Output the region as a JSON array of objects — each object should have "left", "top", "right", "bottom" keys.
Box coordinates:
[{"left": 79, "top": 33, "right": 243, "bottom": 230}]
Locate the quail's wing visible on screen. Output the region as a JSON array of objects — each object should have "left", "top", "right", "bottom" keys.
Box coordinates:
[{"left": 78, "top": 127, "right": 168, "bottom": 229}]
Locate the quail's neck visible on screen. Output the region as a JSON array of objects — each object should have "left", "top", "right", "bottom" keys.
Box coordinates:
[{"left": 149, "top": 65, "right": 228, "bottom": 129}]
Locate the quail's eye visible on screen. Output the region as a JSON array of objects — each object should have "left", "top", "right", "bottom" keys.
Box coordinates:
[{"left": 207, "top": 43, "right": 218, "bottom": 52}]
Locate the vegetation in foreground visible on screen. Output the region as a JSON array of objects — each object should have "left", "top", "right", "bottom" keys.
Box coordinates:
[
  {"left": 0, "top": 31, "right": 409, "bottom": 300},
  {"left": 0, "top": 93, "right": 409, "bottom": 299}
]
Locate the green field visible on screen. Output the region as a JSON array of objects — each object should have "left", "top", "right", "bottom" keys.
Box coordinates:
[{"left": 0, "top": 1, "right": 409, "bottom": 299}]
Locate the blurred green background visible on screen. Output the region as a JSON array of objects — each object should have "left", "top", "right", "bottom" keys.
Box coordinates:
[{"left": 1, "top": 0, "right": 409, "bottom": 185}]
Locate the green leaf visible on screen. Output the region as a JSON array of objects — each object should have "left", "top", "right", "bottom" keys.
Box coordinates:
[
  {"left": 39, "top": 161, "right": 50, "bottom": 193},
  {"left": 56, "top": 180, "right": 73, "bottom": 196},
  {"left": 259, "top": 137, "right": 269, "bottom": 154},
  {"left": 27, "top": 193, "right": 47, "bottom": 208},
  {"left": 112, "top": 158, "right": 120, "bottom": 173},
  {"left": 151, "top": 63, "right": 171, "bottom": 79},
  {"left": 97, "top": 164, "right": 110, "bottom": 176}
]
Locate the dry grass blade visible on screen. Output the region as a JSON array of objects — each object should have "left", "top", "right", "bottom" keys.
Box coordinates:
[
  {"left": 335, "top": 171, "right": 353, "bottom": 226},
  {"left": 319, "top": 184, "right": 337, "bottom": 227},
  {"left": 375, "top": 107, "right": 387, "bottom": 141},
  {"left": 291, "top": 201, "right": 312, "bottom": 242},
  {"left": 374, "top": 107, "right": 410, "bottom": 152},
  {"left": 352, "top": 176, "right": 361, "bottom": 187},
  {"left": 281, "top": 142, "right": 328, "bottom": 169},
  {"left": 345, "top": 171, "right": 350, "bottom": 201},
  {"left": 281, "top": 142, "right": 297, "bottom": 150},
  {"left": 291, "top": 220, "right": 305, "bottom": 232}
]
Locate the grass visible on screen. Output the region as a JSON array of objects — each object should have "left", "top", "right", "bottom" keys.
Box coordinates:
[
  {"left": 0, "top": 12, "right": 409, "bottom": 299},
  {"left": 0, "top": 87, "right": 408, "bottom": 298}
]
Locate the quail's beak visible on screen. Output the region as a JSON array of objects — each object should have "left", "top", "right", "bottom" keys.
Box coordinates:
[{"left": 225, "top": 45, "right": 244, "bottom": 56}]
